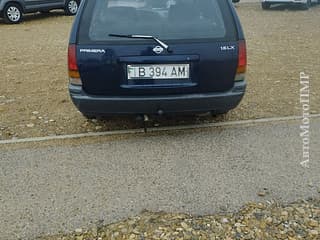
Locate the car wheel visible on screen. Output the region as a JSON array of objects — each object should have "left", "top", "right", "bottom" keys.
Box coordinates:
[
  {"left": 3, "top": 3, "right": 23, "bottom": 24},
  {"left": 64, "top": 0, "right": 79, "bottom": 16},
  {"left": 261, "top": 2, "right": 271, "bottom": 10},
  {"left": 302, "top": 0, "right": 311, "bottom": 9}
]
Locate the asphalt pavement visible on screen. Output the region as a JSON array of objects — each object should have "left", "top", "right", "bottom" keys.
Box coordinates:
[{"left": 0, "top": 118, "right": 319, "bottom": 240}]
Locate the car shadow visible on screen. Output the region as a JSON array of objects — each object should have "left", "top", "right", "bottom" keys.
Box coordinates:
[
  {"left": 0, "top": 10, "right": 68, "bottom": 24},
  {"left": 91, "top": 113, "right": 227, "bottom": 132},
  {"left": 265, "top": 3, "right": 317, "bottom": 11}
]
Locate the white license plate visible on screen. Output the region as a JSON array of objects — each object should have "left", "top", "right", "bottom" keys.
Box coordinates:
[{"left": 127, "top": 64, "right": 190, "bottom": 80}]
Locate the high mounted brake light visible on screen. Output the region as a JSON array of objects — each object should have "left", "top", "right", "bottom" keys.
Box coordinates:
[
  {"left": 68, "top": 44, "right": 82, "bottom": 85},
  {"left": 235, "top": 40, "right": 247, "bottom": 81}
]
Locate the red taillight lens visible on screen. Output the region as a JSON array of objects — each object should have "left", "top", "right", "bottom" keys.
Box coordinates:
[
  {"left": 237, "top": 40, "right": 247, "bottom": 74},
  {"left": 68, "top": 44, "right": 78, "bottom": 71},
  {"left": 68, "top": 44, "right": 81, "bottom": 80}
]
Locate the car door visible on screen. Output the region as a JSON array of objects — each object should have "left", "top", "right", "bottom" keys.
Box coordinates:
[{"left": 24, "top": 0, "right": 63, "bottom": 11}]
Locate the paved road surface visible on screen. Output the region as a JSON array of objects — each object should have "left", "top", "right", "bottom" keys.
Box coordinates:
[{"left": 0, "top": 118, "right": 319, "bottom": 239}]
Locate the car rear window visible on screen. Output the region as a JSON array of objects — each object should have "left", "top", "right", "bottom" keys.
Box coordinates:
[{"left": 78, "top": 0, "right": 237, "bottom": 43}]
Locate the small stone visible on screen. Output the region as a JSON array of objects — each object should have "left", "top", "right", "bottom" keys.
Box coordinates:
[
  {"left": 308, "top": 219, "right": 318, "bottom": 227},
  {"left": 309, "top": 230, "right": 318, "bottom": 236},
  {"left": 128, "top": 234, "right": 135, "bottom": 239},
  {"left": 266, "top": 217, "right": 273, "bottom": 224},
  {"left": 181, "top": 222, "right": 189, "bottom": 229},
  {"left": 49, "top": 119, "right": 55, "bottom": 122},
  {"left": 75, "top": 228, "right": 82, "bottom": 235},
  {"left": 235, "top": 223, "right": 245, "bottom": 228},
  {"left": 281, "top": 211, "right": 288, "bottom": 217},
  {"left": 221, "top": 218, "right": 229, "bottom": 223},
  {"left": 30, "top": 116, "right": 37, "bottom": 120},
  {"left": 95, "top": 126, "right": 102, "bottom": 130},
  {"left": 32, "top": 111, "right": 39, "bottom": 115},
  {"left": 258, "top": 191, "right": 266, "bottom": 197},
  {"left": 26, "top": 123, "right": 35, "bottom": 128},
  {"left": 296, "top": 208, "right": 305, "bottom": 215}
]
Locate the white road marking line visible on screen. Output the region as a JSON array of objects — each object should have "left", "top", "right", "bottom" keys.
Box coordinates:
[{"left": 0, "top": 114, "right": 319, "bottom": 145}]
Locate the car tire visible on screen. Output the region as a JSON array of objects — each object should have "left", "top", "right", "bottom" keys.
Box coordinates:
[
  {"left": 64, "top": 0, "right": 79, "bottom": 16},
  {"left": 261, "top": 2, "right": 271, "bottom": 10},
  {"left": 302, "top": 0, "right": 311, "bottom": 10},
  {"left": 211, "top": 110, "right": 229, "bottom": 116},
  {"left": 82, "top": 114, "right": 97, "bottom": 120},
  {"left": 3, "top": 3, "right": 23, "bottom": 24}
]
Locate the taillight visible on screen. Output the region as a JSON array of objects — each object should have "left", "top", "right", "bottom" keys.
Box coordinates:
[
  {"left": 68, "top": 44, "right": 82, "bottom": 85},
  {"left": 235, "top": 40, "right": 247, "bottom": 81}
]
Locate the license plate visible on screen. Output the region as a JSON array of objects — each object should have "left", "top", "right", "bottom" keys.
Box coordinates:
[{"left": 127, "top": 64, "right": 190, "bottom": 80}]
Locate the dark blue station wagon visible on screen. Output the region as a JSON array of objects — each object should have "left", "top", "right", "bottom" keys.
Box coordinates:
[{"left": 68, "top": 0, "right": 247, "bottom": 118}]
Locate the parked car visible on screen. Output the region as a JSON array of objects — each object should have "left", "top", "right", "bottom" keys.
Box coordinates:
[
  {"left": 68, "top": 0, "right": 247, "bottom": 118},
  {"left": 0, "top": 0, "right": 80, "bottom": 24},
  {"left": 261, "top": 0, "right": 319, "bottom": 10}
]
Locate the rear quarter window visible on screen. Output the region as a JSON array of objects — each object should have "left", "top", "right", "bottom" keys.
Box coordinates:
[{"left": 78, "top": 0, "right": 237, "bottom": 44}]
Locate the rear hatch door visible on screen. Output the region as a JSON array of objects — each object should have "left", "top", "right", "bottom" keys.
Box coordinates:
[{"left": 76, "top": 0, "right": 239, "bottom": 96}]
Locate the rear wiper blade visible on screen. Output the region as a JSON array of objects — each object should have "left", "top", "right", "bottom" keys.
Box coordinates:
[{"left": 109, "top": 34, "right": 172, "bottom": 53}]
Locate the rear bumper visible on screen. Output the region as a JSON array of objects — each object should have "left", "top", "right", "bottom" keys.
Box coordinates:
[{"left": 69, "top": 81, "right": 246, "bottom": 115}]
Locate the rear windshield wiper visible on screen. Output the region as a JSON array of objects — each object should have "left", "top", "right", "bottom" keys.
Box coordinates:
[{"left": 109, "top": 34, "right": 172, "bottom": 53}]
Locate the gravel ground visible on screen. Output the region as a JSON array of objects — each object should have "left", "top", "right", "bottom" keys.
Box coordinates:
[
  {"left": 39, "top": 198, "right": 320, "bottom": 240},
  {"left": 0, "top": 3, "right": 319, "bottom": 140}
]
